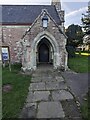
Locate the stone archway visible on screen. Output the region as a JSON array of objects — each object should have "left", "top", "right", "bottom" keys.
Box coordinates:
[{"left": 30, "top": 31, "right": 60, "bottom": 70}]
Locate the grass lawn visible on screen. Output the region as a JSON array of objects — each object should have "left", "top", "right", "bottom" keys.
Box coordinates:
[
  {"left": 2, "top": 64, "right": 31, "bottom": 118},
  {"left": 81, "top": 91, "right": 89, "bottom": 120},
  {"left": 68, "top": 55, "right": 90, "bottom": 73}
]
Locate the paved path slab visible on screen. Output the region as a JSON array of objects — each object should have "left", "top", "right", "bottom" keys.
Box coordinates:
[
  {"left": 37, "top": 102, "right": 65, "bottom": 118},
  {"left": 26, "top": 91, "right": 50, "bottom": 102},
  {"left": 45, "top": 81, "right": 60, "bottom": 90},
  {"left": 30, "top": 82, "right": 45, "bottom": 91},
  {"left": 33, "top": 91, "right": 50, "bottom": 102},
  {"left": 52, "top": 90, "right": 73, "bottom": 101},
  {"left": 20, "top": 66, "right": 82, "bottom": 119}
]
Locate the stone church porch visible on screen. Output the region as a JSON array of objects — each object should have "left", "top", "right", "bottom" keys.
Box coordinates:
[{"left": 19, "top": 30, "right": 68, "bottom": 72}]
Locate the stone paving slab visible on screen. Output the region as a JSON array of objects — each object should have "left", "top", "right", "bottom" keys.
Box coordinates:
[
  {"left": 59, "top": 82, "right": 68, "bottom": 90},
  {"left": 52, "top": 90, "right": 73, "bottom": 101},
  {"left": 32, "top": 74, "right": 41, "bottom": 77},
  {"left": 37, "top": 102, "right": 65, "bottom": 118},
  {"left": 45, "top": 81, "right": 68, "bottom": 90},
  {"left": 25, "top": 102, "right": 37, "bottom": 109},
  {"left": 33, "top": 91, "right": 50, "bottom": 102},
  {"left": 26, "top": 92, "right": 34, "bottom": 103},
  {"left": 31, "top": 77, "right": 42, "bottom": 82},
  {"left": 29, "top": 82, "right": 45, "bottom": 91},
  {"left": 26, "top": 91, "right": 50, "bottom": 102},
  {"left": 45, "top": 81, "right": 60, "bottom": 90},
  {"left": 19, "top": 102, "right": 37, "bottom": 118},
  {"left": 55, "top": 76, "right": 64, "bottom": 82},
  {"left": 41, "top": 76, "right": 56, "bottom": 82}
]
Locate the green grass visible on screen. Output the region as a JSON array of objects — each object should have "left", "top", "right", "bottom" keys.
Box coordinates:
[
  {"left": 81, "top": 92, "right": 89, "bottom": 120},
  {"left": 2, "top": 64, "right": 31, "bottom": 118},
  {"left": 68, "top": 55, "right": 90, "bottom": 73}
]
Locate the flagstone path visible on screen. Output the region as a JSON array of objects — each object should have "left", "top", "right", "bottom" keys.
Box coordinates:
[{"left": 20, "top": 65, "right": 82, "bottom": 119}]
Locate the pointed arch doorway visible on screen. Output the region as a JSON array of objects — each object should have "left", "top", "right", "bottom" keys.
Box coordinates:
[
  {"left": 30, "top": 31, "right": 60, "bottom": 70},
  {"left": 38, "top": 42, "right": 49, "bottom": 63},
  {"left": 37, "top": 37, "right": 53, "bottom": 64}
]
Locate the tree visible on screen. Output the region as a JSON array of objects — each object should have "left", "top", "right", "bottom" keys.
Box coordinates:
[
  {"left": 65, "top": 24, "right": 84, "bottom": 57},
  {"left": 81, "top": 1, "right": 90, "bottom": 51},
  {"left": 65, "top": 24, "right": 84, "bottom": 47},
  {"left": 81, "top": 1, "right": 90, "bottom": 34}
]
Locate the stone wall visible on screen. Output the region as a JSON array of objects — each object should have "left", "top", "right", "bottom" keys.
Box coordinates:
[{"left": 1, "top": 26, "right": 29, "bottom": 62}]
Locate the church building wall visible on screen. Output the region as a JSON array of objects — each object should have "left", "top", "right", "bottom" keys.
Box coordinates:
[
  {"left": 1, "top": 0, "right": 68, "bottom": 71},
  {"left": 1, "top": 26, "right": 30, "bottom": 62}
]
